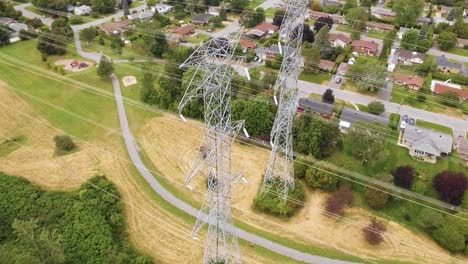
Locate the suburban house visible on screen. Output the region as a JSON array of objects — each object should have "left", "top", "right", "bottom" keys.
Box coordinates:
[
  {"left": 339, "top": 107, "right": 389, "bottom": 133},
  {"left": 430, "top": 80, "right": 468, "bottom": 101},
  {"left": 393, "top": 73, "right": 424, "bottom": 90},
  {"left": 208, "top": 6, "right": 221, "bottom": 16},
  {"left": 321, "top": 0, "right": 341, "bottom": 7},
  {"left": 0, "top": 17, "right": 28, "bottom": 43},
  {"left": 247, "top": 22, "right": 279, "bottom": 38},
  {"left": 337, "top": 62, "right": 349, "bottom": 76},
  {"left": 100, "top": 20, "right": 130, "bottom": 35},
  {"left": 398, "top": 49, "right": 425, "bottom": 65},
  {"left": 128, "top": 10, "right": 154, "bottom": 21},
  {"left": 74, "top": 5, "right": 92, "bottom": 16},
  {"left": 436, "top": 55, "right": 468, "bottom": 76},
  {"left": 152, "top": 4, "right": 173, "bottom": 14},
  {"left": 319, "top": 59, "right": 335, "bottom": 71},
  {"left": 365, "top": 21, "right": 394, "bottom": 32},
  {"left": 255, "top": 44, "right": 294, "bottom": 60},
  {"left": 351, "top": 40, "right": 379, "bottom": 56},
  {"left": 456, "top": 137, "right": 468, "bottom": 164},
  {"left": 329, "top": 33, "right": 351, "bottom": 48},
  {"left": 401, "top": 126, "right": 453, "bottom": 162},
  {"left": 192, "top": 13, "right": 214, "bottom": 25},
  {"left": 331, "top": 14, "right": 346, "bottom": 24},
  {"left": 371, "top": 7, "right": 396, "bottom": 19},
  {"left": 440, "top": 6, "right": 452, "bottom": 15},
  {"left": 172, "top": 24, "right": 195, "bottom": 37},
  {"left": 239, "top": 38, "right": 256, "bottom": 53},
  {"left": 457, "top": 38, "right": 468, "bottom": 48},
  {"left": 308, "top": 10, "right": 329, "bottom": 20},
  {"left": 297, "top": 98, "right": 334, "bottom": 119}
]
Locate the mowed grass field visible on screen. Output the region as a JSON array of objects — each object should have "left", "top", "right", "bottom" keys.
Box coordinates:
[
  {"left": 0, "top": 40, "right": 323, "bottom": 264},
  {"left": 0, "top": 40, "right": 119, "bottom": 140}
]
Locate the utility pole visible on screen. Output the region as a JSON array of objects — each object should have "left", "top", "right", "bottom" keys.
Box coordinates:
[
  {"left": 178, "top": 31, "right": 246, "bottom": 264},
  {"left": 261, "top": 0, "right": 308, "bottom": 200}
]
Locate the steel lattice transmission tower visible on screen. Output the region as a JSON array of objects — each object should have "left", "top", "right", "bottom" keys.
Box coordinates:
[
  {"left": 261, "top": 0, "right": 308, "bottom": 200},
  {"left": 178, "top": 31, "right": 246, "bottom": 264}
]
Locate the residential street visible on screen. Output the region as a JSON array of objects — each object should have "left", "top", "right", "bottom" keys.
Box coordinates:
[
  {"left": 427, "top": 48, "right": 468, "bottom": 63},
  {"left": 257, "top": 0, "right": 282, "bottom": 10},
  {"left": 14, "top": 3, "right": 54, "bottom": 26}
]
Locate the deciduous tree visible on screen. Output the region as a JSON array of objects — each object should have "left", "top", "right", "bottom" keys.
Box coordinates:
[
  {"left": 437, "top": 31, "right": 458, "bottom": 51},
  {"left": 393, "top": 165, "right": 414, "bottom": 189},
  {"left": 392, "top": 0, "right": 424, "bottom": 27},
  {"left": 314, "top": 16, "right": 333, "bottom": 32},
  {"left": 97, "top": 56, "right": 114, "bottom": 78},
  {"left": 363, "top": 218, "right": 386, "bottom": 245},
  {"left": 367, "top": 101, "right": 385, "bottom": 115},
  {"left": 433, "top": 171, "right": 467, "bottom": 205},
  {"left": 322, "top": 89, "right": 335, "bottom": 104}
]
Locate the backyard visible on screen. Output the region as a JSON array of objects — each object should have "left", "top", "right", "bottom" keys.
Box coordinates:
[{"left": 299, "top": 71, "right": 331, "bottom": 84}]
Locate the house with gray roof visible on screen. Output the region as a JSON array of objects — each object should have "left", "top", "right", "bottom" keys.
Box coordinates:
[
  {"left": 321, "top": 0, "right": 341, "bottom": 7},
  {"left": 436, "top": 55, "right": 468, "bottom": 77},
  {"left": 192, "top": 13, "right": 214, "bottom": 25},
  {"left": 8, "top": 22, "right": 28, "bottom": 33},
  {"left": 0, "top": 17, "right": 14, "bottom": 26},
  {"left": 401, "top": 126, "right": 453, "bottom": 162},
  {"left": 339, "top": 107, "right": 389, "bottom": 133},
  {"left": 297, "top": 98, "right": 334, "bottom": 118},
  {"left": 128, "top": 9, "right": 154, "bottom": 21}
]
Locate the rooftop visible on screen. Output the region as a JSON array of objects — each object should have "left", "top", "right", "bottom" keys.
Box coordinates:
[
  {"left": 239, "top": 38, "right": 256, "bottom": 49},
  {"left": 192, "top": 13, "right": 214, "bottom": 23},
  {"left": 403, "top": 126, "right": 453, "bottom": 156},
  {"left": 298, "top": 98, "right": 334, "bottom": 116},
  {"left": 399, "top": 49, "right": 425, "bottom": 61},
  {"left": 329, "top": 33, "right": 351, "bottom": 44},
  {"left": 319, "top": 59, "right": 335, "bottom": 70},
  {"left": 394, "top": 73, "right": 424, "bottom": 88},
  {"left": 340, "top": 107, "right": 389, "bottom": 127},
  {"left": 172, "top": 24, "right": 194, "bottom": 36},
  {"left": 366, "top": 21, "right": 394, "bottom": 30},
  {"left": 351, "top": 40, "right": 378, "bottom": 51}
]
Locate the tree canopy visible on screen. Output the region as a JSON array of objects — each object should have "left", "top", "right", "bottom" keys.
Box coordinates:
[
  {"left": 392, "top": 0, "right": 424, "bottom": 27},
  {"left": 231, "top": 95, "right": 276, "bottom": 138}
]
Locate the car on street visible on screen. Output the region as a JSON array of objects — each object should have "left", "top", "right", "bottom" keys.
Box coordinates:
[
  {"left": 409, "top": 118, "right": 415, "bottom": 126},
  {"left": 402, "top": 114, "right": 409, "bottom": 122},
  {"left": 335, "top": 77, "right": 342, "bottom": 84}
]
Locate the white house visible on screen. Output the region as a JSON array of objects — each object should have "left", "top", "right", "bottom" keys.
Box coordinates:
[
  {"left": 152, "top": 4, "right": 173, "bottom": 15},
  {"left": 74, "top": 5, "right": 92, "bottom": 16}
]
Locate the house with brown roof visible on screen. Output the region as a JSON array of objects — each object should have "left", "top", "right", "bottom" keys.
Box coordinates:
[
  {"left": 365, "top": 21, "right": 394, "bottom": 32},
  {"left": 319, "top": 60, "right": 335, "bottom": 71},
  {"left": 456, "top": 137, "right": 468, "bottom": 164},
  {"left": 239, "top": 38, "right": 256, "bottom": 52},
  {"left": 331, "top": 14, "right": 346, "bottom": 24},
  {"left": 329, "top": 33, "right": 351, "bottom": 48},
  {"left": 398, "top": 49, "right": 425, "bottom": 65},
  {"left": 308, "top": 10, "right": 329, "bottom": 19},
  {"left": 247, "top": 22, "right": 279, "bottom": 38},
  {"left": 100, "top": 20, "right": 130, "bottom": 35},
  {"left": 351, "top": 40, "right": 379, "bottom": 56},
  {"left": 457, "top": 38, "right": 468, "bottom": 48},
  {"left": 393, "top": 73, "right": 424, "bottom": 90},
  {"left": 172, "top": 24, "right": 195, "bottom": 37},
  {"left": 431, "top": 80, "right": 468, "bottom": 101}
]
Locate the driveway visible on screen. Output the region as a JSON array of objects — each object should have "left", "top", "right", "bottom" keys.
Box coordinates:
[
  {"left": 378, "top": 76, "right": 393, "bottom": 101},
  {"left": 258, "top": 0, "right": 283, "bottom": 10},
  {"left": 14, "top": 3, "right": 54, "bottom": 26},
  {"left": 329, "top": 75, "right": 344, "bottom": 89}
]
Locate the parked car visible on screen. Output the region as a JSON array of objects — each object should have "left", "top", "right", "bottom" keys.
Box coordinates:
[
  {"left": 409, "top": 118, "right": 415, "bottom": 126},
  {"left": 335, "top": 77, "right": 342, "bottom": 84},
  {"left": 402, "top": 114, "right": 409, "bottom": 122},
  {"left": 207, "top": 29, "right": 213, "bottom": 33}
]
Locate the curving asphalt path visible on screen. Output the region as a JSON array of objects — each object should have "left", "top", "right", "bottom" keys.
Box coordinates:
[
  {"left": 70, "top": 14, "right": 358, "bottom": 264},
  {"left": 111, "top": 74, "right": 357, "bottom": 264}
]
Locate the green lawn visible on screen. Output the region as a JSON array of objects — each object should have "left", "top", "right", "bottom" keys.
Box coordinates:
[
  {"left": 415, "top": 119, "right": 453, "bottom": 134},
  {"left": 249, "top": 0, "right": 264, "bottom": 9},
  {"left": 336, "top": 25, "right": 353, "bottom": 33},
  {"left": 299, "top": 71, "right": 331, "bottom": 84},
  {"left": 366, "top": 30, "right": 387, "bottom": 40},
  {"left": 187, "top": 33, "right": 210, "bottom": 44},
  {"left": 390, "top": 85, "right": 464, "bottom": 118},
  {"left": 0, "top": 40, "right": 119, "bottom": 140},
  {"left": 0, "top": 136, "right": 28, "bottom": 157},
  {"left": 265, "top": 8, "right": 276, "bottom": 19},
  {"left": 448, "top": 47, "right": 468, "bottom": 57}
]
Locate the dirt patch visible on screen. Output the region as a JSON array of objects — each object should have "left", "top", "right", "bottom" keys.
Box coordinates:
[
  {"left": 138, "top": 115, "right": 468, "bottom": 264},
  {"left": 0, "top": 82, "right": 288, "bottom": 264},
  {"left": 55, "top": 59, "right": 94, "bottom": 72},
  {"left": 122, "top": 76, "right": 137, "bottom": 87}
]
